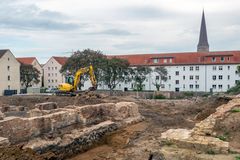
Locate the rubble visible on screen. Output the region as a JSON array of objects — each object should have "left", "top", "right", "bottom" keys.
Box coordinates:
[
  {"left": 161, "top": 98, "right": 240, "bottom": 154},
  {"left": 35, "top": 102, "right": 58, "bottom": 110},
  {"left": 0, "top": 111, "right": 5, "bottom": 120}
]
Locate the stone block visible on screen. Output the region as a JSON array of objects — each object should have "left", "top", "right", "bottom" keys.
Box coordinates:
[
  {"left": 0, "top": 137, "right": 9, "bottom": 146},
  {"left": 0, "top": 111, "right": 5, "bottom": 120},
  {"left": 114, "top": 102, "right": 141, "bottom": 121},
  {"left": 27, "top": 108, "right": 43, "bottom": 117},
  {"left": 35, "top": 102, "right": 58, "bottom": 110}
]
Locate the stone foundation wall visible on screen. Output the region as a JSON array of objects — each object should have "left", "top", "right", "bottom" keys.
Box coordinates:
[{"left": 0, "top": 102, "right": 142, "bottom": 144}]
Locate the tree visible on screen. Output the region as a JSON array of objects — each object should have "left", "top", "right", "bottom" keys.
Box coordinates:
[
  {"left": 99, "top": 58, "right": 130, "bottom": 95},
  {"left": 20, "top": 64, "right": 40, "bottom": 88},
  {"left": 61, "top": 49, "right": 106, "bottom": 88},
  {"left": 132, "top": 66, "right": 152, "bottom": 91},
  {"left": 153, "top": 66, "right": 168, "bottom": 91}
]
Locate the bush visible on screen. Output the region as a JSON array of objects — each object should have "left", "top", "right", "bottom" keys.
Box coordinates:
[
  {"left": 183, "top": 92, "right": 194, "bottom": 97},
  {"left": 231, "top": 108, "right": 240, "bottom": 113},
  {"left": 227, "top": 82, "right": 240, "bottom": 94},
  {"left": 153, "top": 94, "right": 166, "bottom": 99}
]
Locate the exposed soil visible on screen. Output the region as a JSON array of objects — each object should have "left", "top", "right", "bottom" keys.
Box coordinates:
[{"left": 0, "top": 95, "right": 236, "bottom": 160}]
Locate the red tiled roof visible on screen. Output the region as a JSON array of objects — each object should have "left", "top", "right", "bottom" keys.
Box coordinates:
[
  {"left": 108, "top": 51, "right": 240, "bottom": 66},
  {"left": 53, "top": 56, "right": 68, "bottom": 65},
  {"left": 17, "top": 57, "right": 36, "bottom": 65}
]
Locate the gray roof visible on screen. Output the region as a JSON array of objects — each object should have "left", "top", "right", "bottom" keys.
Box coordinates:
[
  {"left": 0, "top": 49, "right": 9, "bottom": 59},
  {"left": 197, "top": 10, "right": 209, "bottom": 51}
]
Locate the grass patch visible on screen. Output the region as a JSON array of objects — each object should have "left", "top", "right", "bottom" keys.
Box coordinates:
[
  {"left": 216, "top": 135, "right": 227, "bottom": 141},
  {"left": 231, "top": 108, "right": 240, "bottom": 113},
  {"left": 153, "top": 94, "right": 166, "bottom": 99},
  {"left": 235, "top": 156, "right": 240, "bottom": 160}
]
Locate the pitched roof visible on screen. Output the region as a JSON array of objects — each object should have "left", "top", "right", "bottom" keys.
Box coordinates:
[
  {"left": 0, "top": 49, "right": 9, "bottom": 59},
  {"left": 17, "top": 57, "right": 36, "bottom": 65},
  {"left": 53, "top": 56, "right": 68, "bottom": 65},
  {"left": 109, "top": 51, "right": 240, "bottom": 66}
]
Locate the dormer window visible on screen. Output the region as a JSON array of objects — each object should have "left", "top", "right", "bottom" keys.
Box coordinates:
[
  {"left": 163, "top": 59, "right": 167, "bottom": 63},
  {"left": 221, "top": 57, "right": 224, "bottom": 62},
  {"left": 153, "top": 58, "right": 159, "bottom": 63},
  {"left": 212, "top": 57, "right": 216, "bottom": 62},
  {"left": 227, "top": 57, "right": 230, "bottom": 61}
]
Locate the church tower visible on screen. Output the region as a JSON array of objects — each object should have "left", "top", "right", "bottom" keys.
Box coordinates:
[{"left": 197, "top": 10, "right": 209, "bottom": 52}]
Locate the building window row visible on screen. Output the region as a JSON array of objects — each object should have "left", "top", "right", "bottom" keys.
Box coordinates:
[
  {"left": 48, "top": 67, "right": 58, "bottom": 70},
  {"left": 48, "top": 79, "right": 58, "bottom": 83},
  {"left": 212, "top": 57, "right": 230, "bottom": 62},
  {"left": 212, "top": 75, "right": 226, "bottom": 80}
]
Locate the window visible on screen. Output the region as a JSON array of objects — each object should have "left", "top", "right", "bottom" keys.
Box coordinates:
[
  {"left": 196, "top": 84, "right": 199, "bottom": 89},
  {"left": 175, "top": 88, "right": 180, "bottom": 92},
  {"left": 212, "top": 85, "right": 216, "bottom": 89},
  {"left": 228, "top": 85, "right": 230, "bottom": 89},
  {"left": 213, "top": 75, "right": 216, "bottom": 80},
  {"left": 163, "top": 59, "right": 167, "bottom": 63},
  {"left": 190, "top": 75, "right": 193, "bottom": 80},
  {"left": 219, "top": 66, "right": 223, "bottom": 70},
  {"left": 153, "top": 59, "right": 158, "bottom": 63},
  {"left": 55, "top": 80, "right": 57, "bottom": 83},
  {"left": 48, "top": 67, "right": 50, "bottom": 70},
  {"left": 213, "top": 66, "right": 217, "bottom": 70},
  {"left": 195, "top": 75, "right": 199, "bottom": 80},
  {"left": 168, "top": 76, "right": 171, "bottom": 80},
  {"left": 119, "top": 84, "right": 121, "bottom": 87},
  {"left": 183, "top": 84, "right": 185, "bottom": 89},
  {"left": 48, "top": 79, "right": 50, "bottom": 83},
  {"left": 190, "top": 84, "right": 194, "bottom": 89},
  {"left": 8, "top": 85, "right": 10, "bottom": 90},
  {"left": 52, "top": 80, "right": 54, "bottom": 83},
  {"left": 190, "top": 66, "right": 193, "bottom": 71},
  {"left": 183, "top": 76, "right": 185, "bottom": 80},
  {"left": 55, "top": 67, "right": 57, "bottom": 70},
  {"left": 228, "top": 75, "right": 230, "bottom": 80},
  {"left": 212, "top": 57, "right": 216, "bottom": 62},
  {"left": 219, "top": 75, "right": 223, "bottom": 80},
  {"left": 8, "top": 76, "right": 10, "bottom": 81},
  {"left": 228, "top": 66, "right": 230, "bottom": 70},
  {"left": 176, "top": 71, "right": 179, "bottom": 76},
  {"left": 7, "top": 66, "right": 10, "bottom": 71},
  {"left": 52, "top": 67, "right": 54, "bottom": 70},
  {"left": 48, "top": 73, "right": 50, "bottom": 77},
  {"left": 161, "top": 84, "right": 165, "bottom": 89},
  {"left": 196, "top": 66, "right": 199, "bottom": 71},
  {"left": 227, "top": 57, "right": 230, "bottom": 61},
  {"left": 55, "top": 73, "right": 57, "bottom": 77},
  {"left": 218, "top": 85, "right": 223, "bottom": 89},
  {"left": 156, "top": 76, "right": 159, "bottom": 80},
  {"left": 8, "top": 58, "right": 10, "bottom": 61},
  {"left": 183, "top": 67, "right": 185, "bottom": 71},
  {"left": 176, "top": 80, "right": 179, "bottom": 84},
  {"left": 221, "top": 57, "right": 224, "bottom": 62}
]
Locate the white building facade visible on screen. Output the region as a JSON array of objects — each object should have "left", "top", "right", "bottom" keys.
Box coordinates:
[
  {"left": 0, "top": 50, "right": 21, "bottom": 96},
  {"left": 43, "top": 56, "right": 68, "bottom": 88},
  {"left": 96, "top": 52, "right": 240, "bottom": 93}
]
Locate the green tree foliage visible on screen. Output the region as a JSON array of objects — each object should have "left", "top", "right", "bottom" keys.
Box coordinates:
[
  {"left": 100, "top": 58, "right": 130, "bottom": 94},
  {"left": 132, "top": 66, "right": 152, "bottom": 91},
  {"left": 20, "top": 64, "right": 40, "bottom": 88},
  {"left": 153, "top": 66, "right": 168, "bottom": 91},
  {"left": 61, "top": 49, "right": 106, "bottom": 86}
]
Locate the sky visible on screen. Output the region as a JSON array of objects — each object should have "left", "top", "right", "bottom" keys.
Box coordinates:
[{"left": 0, "top": 0, "right": 240, "bottom": 63}]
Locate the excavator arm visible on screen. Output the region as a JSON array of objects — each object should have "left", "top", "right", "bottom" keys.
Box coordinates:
[{"left": 72, "top": 65, "right": 97, "bottom": 91}]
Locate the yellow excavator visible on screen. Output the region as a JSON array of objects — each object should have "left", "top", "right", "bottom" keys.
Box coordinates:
[{"left": 57, "top": 65, "right": 97, "bottom": 96}]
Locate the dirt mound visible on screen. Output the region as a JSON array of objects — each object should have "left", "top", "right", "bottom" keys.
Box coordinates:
[
  {"left": 214, "top": 106, "right": 240, "bottom": 150},
  {"left": 193, "top": 96, "right": 232, "bottom": 121},
  {"left": 0, "top": 93, "right": 105, "bottom": 110},
  {"left": 0, "top": 146, "right": 52, "bottom": 160}
]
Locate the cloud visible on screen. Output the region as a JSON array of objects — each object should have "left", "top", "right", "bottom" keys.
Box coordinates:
[
  {"left": 86, "top": 29, "right": 136, "bottom": 36},
  {"left": 0, "top": 1, "right": 79, "bottom": 30}
]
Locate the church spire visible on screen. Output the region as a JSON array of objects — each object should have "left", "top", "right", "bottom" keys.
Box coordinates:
[{"left": 197, "top": 10, "right": 209, "bottom": 52}]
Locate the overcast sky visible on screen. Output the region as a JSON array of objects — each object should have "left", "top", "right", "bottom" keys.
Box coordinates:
[{"left": 0, "top": 0, "right": 240, "bottom": 63}]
